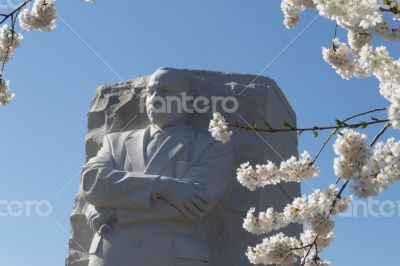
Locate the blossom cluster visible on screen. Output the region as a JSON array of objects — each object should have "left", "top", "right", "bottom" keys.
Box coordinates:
[
  {"left": 0, "top": 79, "right": 13, "bottom": 105},
  {"left": 208, "top": 112, "right": 232, "bottom": 143},
  {"left": 281, "top": 0, "right": 400, "bottom": 128},
  {"left": 19, "top": 0, "right": 57, "bottom": 32},
  {"left": 323, "top": 42, "right": 400, "bottom": 128},
  {"left": 358, "top": 45, "right": 400, "bottom": 128},
  {"left": 246, "top": 231, "right": 332, "bottom": 266},
  {"left": 0, "top": 25, "right": 23, "bottom": 63},
  {"left": 244, "top": 184, "right": 351, "bottom": 265},
  {"left": 352, "top": 138, "right": 400, "bottom": 197},
  {"left": 243, "top": 184, "right": 351, "bottom": 235},
  {"left": 0, "top": 25, "right": 22, "bottom": 104},
  {"left": 0, "top": 0, "right": 60, "bottom": 104},
  {"left": 281, "top": 0, "right": 383, "bottom": 31},
  {"left": 333, "top": 129, "right": 370, "bottom": 179},
  {"left": 239, "top": 1, "right": 400, "bottom": 265},
  {"left": 237, "top": 151, "right": 319, "bottom": 190},
  {"left": 243, "top": 125, "right": 400, "bottom": 265},
  {"left": 333, "top": 130, "right": 400, "bottom": 197}
]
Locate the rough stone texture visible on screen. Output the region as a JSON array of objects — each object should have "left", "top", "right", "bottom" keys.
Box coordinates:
[{"left": 66, "top": 69, "right": 301, "bottom": 266}]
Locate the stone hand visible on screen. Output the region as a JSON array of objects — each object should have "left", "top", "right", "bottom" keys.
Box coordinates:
[
  {"left": 86, "top": 208, "right": 115, "bottom": 234},
  {"left": 155, "top": 176, "right": 208, "bottom": 219}
]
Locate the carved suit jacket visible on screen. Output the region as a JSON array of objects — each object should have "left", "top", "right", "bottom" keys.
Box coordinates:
[{"left": 80, "top": 124, "right": 235, "bottom": 265}]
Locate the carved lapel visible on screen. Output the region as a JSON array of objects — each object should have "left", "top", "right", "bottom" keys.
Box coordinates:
[
  {"left": 144, "top": 126, "right": 194, "bottom": 175},
  {"left": 124, "top": 128, "right": 148, "bottom": 172}
]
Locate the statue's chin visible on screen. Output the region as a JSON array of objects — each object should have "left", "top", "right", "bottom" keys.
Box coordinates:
[
  {"left": 148, "top": 115, "right": 173, "bottom": 128},
  {"left": 148, "top": 111, "right": 190, "bottom": 128}
]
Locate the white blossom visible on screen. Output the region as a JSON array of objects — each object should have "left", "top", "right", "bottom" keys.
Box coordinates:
[
  {"left": 313, "top": 0, "right": 382, "bottom": 31},
  {"left": 244, "top": 184, "right": 351, "bottom": 235},
  {"left": 347, "top": 31, "right": 372, "bottom": 55},
  {"left": 333, "top": 129, "right": 370, "bottom": 179},
  {"left": 308, "top": 214, "right": 335, "bottom": 235},
  {"left": 19, "top": 0, "right": 57, "bottom": 32},
  {"left": 299, "top": 230, "right": 335, "bottom": 251},
  {"left": 244, "top": 184, "right": 349, "bottom": 265},
  {"left": 0, "top": 25, "right": 23, "bottom": 63},
  {"left": 246, "top": 233, "right": 298, "bottom": 266},
  {"left": 358, "top": 45, "right": 400, "bottom": 129},
  {"left": 322, "top": 39, "right": 367, "bottom": 79},
  {"left": 0, "top": 79, "right": 14, "bottom": 105},
  {"left": 282, "top": 0, "right": 382, "bottom": 31},
  {"left": 389, "top": 102, "right": 400, "bottom": 129},
  {"left": 208, "top": 112, "right": 232, "bottom": 143},
  {"left": 352, "top": 138, "right": 400, "bottom": 197},
  {"left": 372, "top": 21, "right": 400, "bottom": 41},
  {"left": 243, "top": 207, "right": 288, "bottom": 235},
  {"left": 283, "top": 197, "right": 311, "bottom": 224},
  {"left": 237, "top": 151, "right": 319, "bottom": 190},
  {"left": 281, "top": 0, "right": 315, "bottom": 29},
  {"left": 280, "top": 0, "right": 400, "bottom": 132}
]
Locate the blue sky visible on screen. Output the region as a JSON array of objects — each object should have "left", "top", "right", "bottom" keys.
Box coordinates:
[{"left": 0, "top": 0, "right": 399, "bottom": 265}]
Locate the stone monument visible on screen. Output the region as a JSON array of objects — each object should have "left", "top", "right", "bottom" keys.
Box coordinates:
[{"left": 66, "top": 67, "right": 301, "bottom": 266}]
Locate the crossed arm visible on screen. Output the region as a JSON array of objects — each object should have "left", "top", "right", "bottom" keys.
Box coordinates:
[{"left": 81, "top": 134, "right": 235, "bottom": 229}]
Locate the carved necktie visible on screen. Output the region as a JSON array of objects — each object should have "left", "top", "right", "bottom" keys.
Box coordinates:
[{"left": 146, "top": 131, "right": 164, "bottom": 160}]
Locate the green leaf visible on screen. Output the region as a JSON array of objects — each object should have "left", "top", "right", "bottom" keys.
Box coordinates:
[
  {"left": 335, "top": 119, "right": 343, "bottom": 127},
  {"left": 250, "top": 121, "right": 259, "bottom": 132},
  {"left": 264, "top": 121, "right": 274, "bottom": 131},
  {"left": 313, "top": 130, "right": 319, "bottom": 138},
  {"left": 283, "top": 121, "right": 295, "bottom": 129},
  {"left": 360, "top": 121, "right": 368, "bottom": 129}
]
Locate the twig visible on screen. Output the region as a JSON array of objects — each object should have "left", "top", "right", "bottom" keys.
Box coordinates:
[
  {"left": 380, "top": 7, "right": 400, "bottom": 14},
  {"left": 0, "top": 0, "right": 32, "bottom": 24},
  {"left": 332, "top": 24, "right": 338, "bottom": 51},
  {"left": 311, "top": 107, "right": 387, "bottom": 164},
  {"left": 231, "top": 119, "right": 388, "bottom": 133},
  {"left": 370, "top": 122, "right": 391, "bottom": 147},
  {"left": 0, "top": 0, "right": 33, "bottom": 80}
]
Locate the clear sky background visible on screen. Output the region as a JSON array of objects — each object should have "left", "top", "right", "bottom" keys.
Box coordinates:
[{"left": 0, "top": 0, "right": 399, "bottom": 265}]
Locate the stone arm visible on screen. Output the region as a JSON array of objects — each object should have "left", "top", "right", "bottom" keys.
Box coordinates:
[
  {"left": 115, "top": 141, "right": 235, "bottom": 227},
  {"left": 81, "top": 135, "right": 159, "bottom": 209}
]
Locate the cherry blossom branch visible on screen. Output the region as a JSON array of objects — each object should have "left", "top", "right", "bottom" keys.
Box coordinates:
[
  {"left": 0, "top": 0, "right": 32, "bottom": 25},
  {"left": 0, "top": 2, "right": 27, "bottom": 78},
  {"left": 230, "top": 116, "right": 388, "bottom": 134},
  {"left": 379, "top": 7, "right": 400, "bottom": 14},
  {"left": 370, "top": 121, "right": 392, "bottom": 146},
  {"left": 311, "top": 107, "right": 387, "bottom": 165},
  {"left": 331, "top": 24, "right": 338, "bottom": 51},
  {"left": 300, "top": 121, "right": 392, "bottom": 265},
  {"left": 0, "top": 0, "right": 57, "bottom": 105}
]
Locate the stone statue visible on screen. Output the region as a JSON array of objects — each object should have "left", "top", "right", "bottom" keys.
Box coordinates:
[
  {"left": 67, "top": 67, "right": 301, "bottom": 266},
  {"left": 81, "top": 68, "right": 235, "bottom": 265}
]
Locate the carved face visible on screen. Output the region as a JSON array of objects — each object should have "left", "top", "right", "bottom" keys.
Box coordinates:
[{"left": 145, "top": 68, "right": 193, "bottom": 128}]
